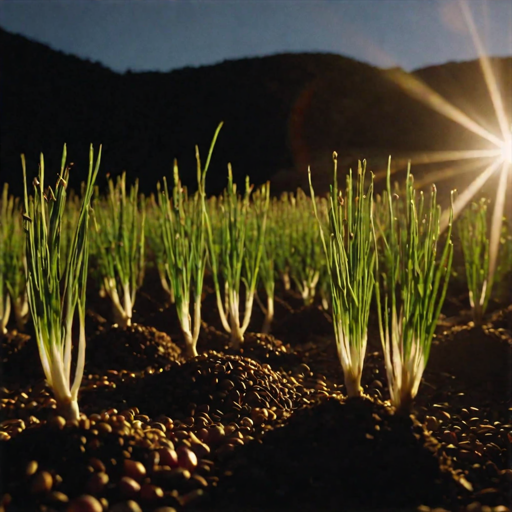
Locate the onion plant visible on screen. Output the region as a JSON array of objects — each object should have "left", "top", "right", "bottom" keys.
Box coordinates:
[
  {"left": 146, "top": 193, "right": 175, "bottom": 303},
  {"left": 457, "top": 198, "right": 492, "bottom": 325},
  {"left": 205, "top": 169, "right": 270, "bottom": 349},
  {"left": 495, "top": 215, "right": 512, "bottom": 301},
  {"left": 0, "top": 185, "right": 28, "bottom": 333},
  {"left": 269, "top": 193, "right": 294, "bottom": 291},
  {"left": 374, "top": 160, "right": 453, "bottom": 413},
  {"left": 92, "top": 173, "right": 145, "bottom": 328},
  {"left": 157, "top": 122, "right": 222, "bottom": 357},
  {"left": 254, "top": 186, "right": 276, "bottom": 334},
  {"left": 287, "top": 189, "right": 325, "bottom": 305},
  {"left": 309, "top": 154, "right": 375, "bottom": 398},
  {"left": 22, "top": 144, "right": 101, "bottom": 421}
]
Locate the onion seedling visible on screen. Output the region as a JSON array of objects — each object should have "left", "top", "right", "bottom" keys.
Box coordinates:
[
  {"left": 158, "top": 122, "right": 223, "bottom": 357},
  {"left": 254, "top": 186, "right": 276, "bottom": 334},
  {"left": 0, "top": 185, "right": 28, "bottom": 333},
  {"left": 269, "top": 193, "right": 294, "bottom": 291},
  {"left": 287, "top": 189, "right": 325, "bottom": 305},
  {"left": 92, "top": 173, "right": 145, "bottom": 328},
  {"left": 146, "top": 193, "right": 175, "bottom": 303},
  {"left": 374, "top": 160, "right": 453, "bottom": 413},
  {"left": 457, "top": 198, "right": 492, "bottom": 325},
  {"left": 309, "top": 154, "right": 375, "bottom": 398},
  {"left": 205, "top": 170, "right": 270, "bottom": 349},
  {"left": 22, "top": 144, "right": 101, "bottom": 421}
]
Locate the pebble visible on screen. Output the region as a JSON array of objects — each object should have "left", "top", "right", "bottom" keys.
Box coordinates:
[
  {"left": 139, "top": 483, "right": 164, "bottom": 501},
  {"left": 425, "top": 416, "right": 439, "bottom": 431},
  {"left": 66, "top": 495, "right": 103, "bottom": 512},
  {"left": 30, "top": 470, "right": 53, "bottom": 494},
  {"left": 25, "top": 460, "right": 38, "bottom": 477},
  {"left": 48, "top": 415, "right": 66, "bottom": 430},
  {"left": 177, "top": 446, "right": 198, "bottom": 471},
  {"left": 89, "top": 457, "right": 106, "bottom": 473},
  {"left": 86, "top": 472, "right": 109, "bottom": 494},
  {"left": 96, "top": 422, "right": 113, "bottom": 435},
  {"left": 118, "top": 476, "right": 141, "bottom": 497},
  {"left": 123, "top": 460, "right": 146, "bottom": 481},
  {"left": 178, "top": 488, "right": 204, "bottom": 506},
  {"left": 158, "top": 447, "right": 179, "bottom": 468},
  {"left": 48, "top": 491, "right": 69, "bottom": 504},
  {"left": 110, "top": 500, "right": 143, "bottom": 512}
]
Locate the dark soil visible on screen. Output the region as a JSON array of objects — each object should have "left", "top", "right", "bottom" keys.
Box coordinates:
[{"left": 0, "top": 282, "right": 511, "bottom": 512}]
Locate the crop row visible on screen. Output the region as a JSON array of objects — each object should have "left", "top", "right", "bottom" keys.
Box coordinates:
[{"left": 1, "top": 125, "right": 511, "bottom": 423}]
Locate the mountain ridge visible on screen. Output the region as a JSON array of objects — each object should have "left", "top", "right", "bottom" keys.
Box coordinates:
[{"left": 1, "top": 27, "right": 510, "bottom": 198}]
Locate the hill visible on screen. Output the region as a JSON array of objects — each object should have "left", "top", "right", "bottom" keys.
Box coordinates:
[{"left": 1, "top": 27, "right": 510, "bottom": 198}]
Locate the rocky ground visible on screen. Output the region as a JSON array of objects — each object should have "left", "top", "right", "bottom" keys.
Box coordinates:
[{"left": 0, "top": 276, "right": 511, "bottom": 512}]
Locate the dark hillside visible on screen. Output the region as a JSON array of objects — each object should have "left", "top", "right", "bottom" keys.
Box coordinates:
[{"left": 1, "top": 27, "right": 510, "bottom": 198}]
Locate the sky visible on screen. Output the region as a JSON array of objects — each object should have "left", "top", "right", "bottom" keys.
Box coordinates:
[{"left": 0, "top": 0, "right": 511, "bottom": 74}]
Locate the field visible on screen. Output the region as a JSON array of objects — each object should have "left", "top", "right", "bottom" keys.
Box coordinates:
[{"left": 0, "top": 141, "right": 511, "bottom": 512}]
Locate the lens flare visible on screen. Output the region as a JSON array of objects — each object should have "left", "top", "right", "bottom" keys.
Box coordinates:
[
  {"left": 373, "top": 0, "right": 511, "bottom": 296},
  {"left": 499, "top": 137, "right": 512, "bottom": 165}
]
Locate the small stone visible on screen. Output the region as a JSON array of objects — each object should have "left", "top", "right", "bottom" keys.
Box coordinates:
[
  {"left": 425, "top": 416, "right": 439, "bottom": 431},
  {"left": 177, "top": 446, "right": 198, "bottom": 471},
  {"left": 31, "top": 470, "right": 53, "bottom": 494},
  {"left": 25, "top": 460, "right": 38, "bottom": 477},
  {"left": 190, "top": 441, "right": 210, "bottom": 458},
  {"left": 48, "top": 416, "right": 66, "bottom": 430},
  {"left": 158, "top": 447, "right": 178, "bottom": 468},
  {"left": 178, "top": 489, "right": 204, "bottom": 506},
  {"left": 474, "top": 487, "right": 499, "bottom": 498},
  {"left": 66, "top": 494, "right": 103, "bottom": 512},
  {"left": 192, "top": 474, "right": 208, "bottom": 488},
  {"left": 89, "top": 458, "right": 106, "bottom": 473},
  {"left": 466, "top": 502, "right": 483, "bottom": 512},
  {"left": 96, "top": 422, "right": 112, "bottom": 435},
  {"left": 458, "top": 475, "right": 474, "bottom": 492},
  {"left": 118, "top": 476, "right": 141, "bottom": 497},
  {"left": 110, "top": 500, "right": 142, "bottom": 512},
  {"left": 48, "top": 491, "right": 69, "bottom": 504},
  {"left": 139, "top": 483, "right": 164, "bottom": 501},
  {"left": 123, "top": 460, "right": 146, "bottom": 481},
  {"left": 86, "top": 472, "right": 109, "bottom": 494},
  {"left": 499, "top": 468, "right": 512, "bottom": 482}
]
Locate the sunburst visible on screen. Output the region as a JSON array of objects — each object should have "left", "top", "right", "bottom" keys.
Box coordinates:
[{"left": 373, "top": 0, "right": 512, "bottom": 288}]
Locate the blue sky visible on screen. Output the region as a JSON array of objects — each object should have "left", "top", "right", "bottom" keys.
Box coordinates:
[{"left": 0, "top": 0, "right": 511, "bottom": 73}]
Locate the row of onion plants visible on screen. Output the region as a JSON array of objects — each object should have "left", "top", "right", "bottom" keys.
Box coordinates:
[
  {"left": 4, "top": 136, "right": 512, "bottom": 418},
  {"left": 310, "top": 154, "right": 454, "bottom": 412}
]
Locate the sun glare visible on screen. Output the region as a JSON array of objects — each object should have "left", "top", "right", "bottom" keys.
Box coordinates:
[
  {"left": 499, "top": 137, "right": 512, "bottom": 165},
  {"left": 372, "top": 0, "right": 511, "bottom": 292}
]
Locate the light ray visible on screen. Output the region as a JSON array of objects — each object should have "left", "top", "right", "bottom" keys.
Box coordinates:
[
  {"left": 390, "top": 148, "right": 499, "bottom": 167},
  {"left": 372, "top": 149, "right": 498, "bottom": 183},
  {"left": 459, "top": 0, "right": 511, "bottom": 142},
  {"left": 414, "top": 158, "right": 489, "bottom": 189},
  {"left": 386, "top": 67, "right": 503, "bottom": 148},
  {"left": 440, "top": 158, "right": 502, "bottom": 231},
  {"left": 488, "top": 162, "right": 510, "bottom": 283}
]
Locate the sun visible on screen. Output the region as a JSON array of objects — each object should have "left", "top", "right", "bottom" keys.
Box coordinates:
[
  {"left": 499, "top": 136, "right": 512, "bottom": 166},
  {"left": 370, "top": 0, "right": 511, "bottom": 292}
]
